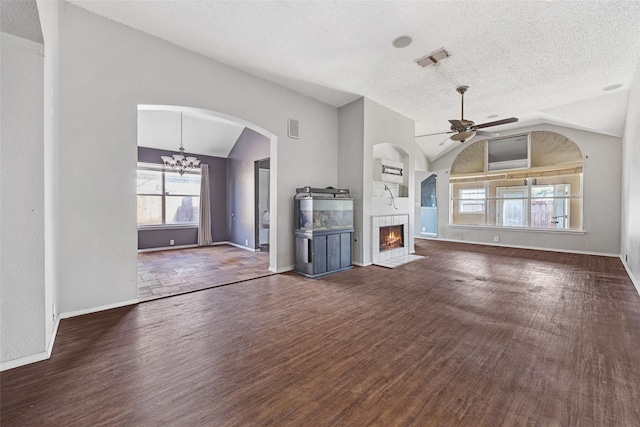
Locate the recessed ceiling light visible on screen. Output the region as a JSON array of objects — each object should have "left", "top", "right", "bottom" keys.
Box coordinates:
[
  {"left": 603, "top": 83, "right": 622, "bottom": 91},
  {"left": 393, "top": 36, "right": 412, "bottom": 48},
  {"left": 487, "top": 114, "right": 499, "bottom": 119}
]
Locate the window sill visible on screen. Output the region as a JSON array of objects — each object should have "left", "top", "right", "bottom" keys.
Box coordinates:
[
  {"left": 448, "top": 224, "right": 586, "bottom": 235},
  {"left": 138, "top": 225, "right": 198, "bottom": 231}
]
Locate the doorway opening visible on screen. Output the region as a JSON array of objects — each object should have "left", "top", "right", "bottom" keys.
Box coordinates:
[
  {"left": 256, "top": 158, "right": 270, "bottom": 252},
  {"left": 136, "top": 105, "right": 277, "bottom": 301},
  {"left": 420, "top": 173, "right": 437, "bottom": 237}
]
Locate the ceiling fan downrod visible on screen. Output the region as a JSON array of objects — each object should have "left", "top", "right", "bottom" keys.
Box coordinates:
[{"left": 456, "top": 85, "right": 469, "bottom": 122}]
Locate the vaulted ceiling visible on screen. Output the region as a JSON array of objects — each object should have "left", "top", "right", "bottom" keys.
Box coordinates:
[{"left": 70, "top": 1, "right": 640, "bottom": 162}]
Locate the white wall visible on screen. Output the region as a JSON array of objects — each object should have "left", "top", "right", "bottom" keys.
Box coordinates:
[
  {"left": 338, "top": 98, "right": 365, "bottom": 264},
  {"left": 363, "top": 99, "right": 416, "bottom": 265},
  {"left": 0, "top": 33, "right": 46, "bottom": 363},
  {"left": 429, "top": 124, "right": 622, "bottom": 255},
  {"left": 57, "top": 2, "right": 338, "bottom": 312},
  {"left": 337, "top": 98, "right": 416, "bottom": 266},
  {"left": 37, "top": 0, "right": 60, "bottom": 359},
  {"left": 621, "top": 62, "right": 640, "bottom": 289}
]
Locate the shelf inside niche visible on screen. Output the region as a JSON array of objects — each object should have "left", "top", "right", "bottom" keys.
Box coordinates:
[{"left": 372, "top": 181, "right": 408, "bottom": 198}]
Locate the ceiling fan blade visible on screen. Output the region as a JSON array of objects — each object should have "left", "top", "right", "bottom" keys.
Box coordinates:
[
  {"left": 476, "top": 130, "right": 499, "bottom": 138},
  {"left": 448, "top": 119, "right": 465, "bottom": 128},
  {"left": 415, "top": 130, "right": 455, "bottom": 138},
  {"left": 438, "top": 136, "right": 453, "bottom": 146},
  {"left": 474, "top": 117, "right": 518, "bottom": 129}
]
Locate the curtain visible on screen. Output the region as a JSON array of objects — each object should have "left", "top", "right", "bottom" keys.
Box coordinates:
[{"left": 198, "top": 164, "right": 213, "bottom": 246}]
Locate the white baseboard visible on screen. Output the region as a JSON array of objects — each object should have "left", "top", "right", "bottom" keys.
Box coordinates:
[
  {"left": 47, "top": 315, "right": 61, "bottom": 356},
  {"left": 271, "top": 264, "right": 294, "bottom": 273},
  {"left": 621, "top": 256, "right": 640, "bottom": 297},
  {"left": 138, "top": 241, "right": 261, "bottom": 253},
  {"left": 138, "top": 244, "right": 197, "bottom": 253},
  {"left": 0, "top": 350, "right": 50, "bottom": 372},
  {"left": 422, "top": 237, "right": 619, "bottom": 258},
  {"left": 59, "top": 298, "right": 139, "bottom": 319},
  {"left": 226, "top": 241, "right": 258, "bottom": 252},
  {"left": 352, "top": 261, "right": 372, "bottom": 267}
]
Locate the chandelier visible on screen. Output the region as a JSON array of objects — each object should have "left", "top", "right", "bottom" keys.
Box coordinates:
[{"left": 161, "top": 112, "right": 200, "bottom": 176}]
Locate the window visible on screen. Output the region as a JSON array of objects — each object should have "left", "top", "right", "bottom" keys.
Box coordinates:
[
  {"left": 458, "top": 188, "right": 486, "bottom": 213},
  {"left": 450, "top": 174, "right": 582, "bottom": 230},
  {"left": 496, "top": 186, "right": 528, "bottom": 227},
  {"left": 137, "top": 164, "right": 201, "bottom": 227},
  {"left": 530, "top": 184, "right": 570, "bottom": 229}
]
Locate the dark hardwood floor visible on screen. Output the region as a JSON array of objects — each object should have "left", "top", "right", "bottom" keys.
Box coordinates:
[{"left": 2, "top": 240, "right": 639, "bottom": 426}]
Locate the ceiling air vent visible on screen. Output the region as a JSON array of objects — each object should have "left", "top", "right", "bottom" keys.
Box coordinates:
[
  {"left": 288, "top": 118, "right": 299, "bottom": 139},
  {"left": 415, "top": 48, "right": 450, "bottom": 68}
]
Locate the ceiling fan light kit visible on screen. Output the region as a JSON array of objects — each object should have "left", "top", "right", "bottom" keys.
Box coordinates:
[{"left": 451, "top": 130, "right": 476, "bottom": 142}]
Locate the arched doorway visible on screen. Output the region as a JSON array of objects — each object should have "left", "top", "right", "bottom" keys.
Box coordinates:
[{"left": 136, "top": 105, "right": 277, "bottom": 301}]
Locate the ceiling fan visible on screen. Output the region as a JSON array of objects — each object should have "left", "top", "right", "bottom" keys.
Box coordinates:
[{"left": 416, "top": 85, "right": 518, "bottom": 145}]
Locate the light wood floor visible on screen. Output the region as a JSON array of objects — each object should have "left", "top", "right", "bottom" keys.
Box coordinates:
[
  {"left": 138, "top": 245, "right": 272, "bottom": 301},
  {"left": 2, "top": 240, "right": 640, "bottom": 426}
]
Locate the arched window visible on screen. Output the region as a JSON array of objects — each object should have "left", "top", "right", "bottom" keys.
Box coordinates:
[{"left": 449, "top": 131, "right": 583, "bottom": 230}]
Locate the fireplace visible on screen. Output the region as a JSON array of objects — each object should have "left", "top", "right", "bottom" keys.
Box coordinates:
[
  {"left": 379, "top": 225, "right": 404, "bottom": 251},
  {"left": 372, "top": 214, "right": 409, "bottom": 263}
]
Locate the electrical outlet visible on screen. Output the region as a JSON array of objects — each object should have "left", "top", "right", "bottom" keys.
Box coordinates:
[
  {"left": 422, "top": 227, "right": 426, "bottom": 232},
  {"left": 625, "top": 254, "right": 628, "bottom": 262},
  {"left": 245, "top": 239, "right": 249, "bottom": 246},
  {"left": 170, "top": 239, "right": 175, "bottom": 246},
  {"left": 494, "top": 236, "right": 500, "bottom": 242},
  {"left": 52, "top": 303, "right": 56, "bottom": 321}
]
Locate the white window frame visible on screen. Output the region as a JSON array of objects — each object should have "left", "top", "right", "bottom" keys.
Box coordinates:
[{"left": 457, "top": 187, "right": 486, "bottom": 214}]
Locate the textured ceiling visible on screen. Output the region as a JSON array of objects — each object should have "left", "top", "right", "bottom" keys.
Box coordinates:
[
  {"left": 1, "top": 0, "right": 43, "bottom": 43},
  {"left": 70, "top": 1, "right": 640, "bottom": 162},
  {"left": 137, "top": 108, "right": 244, "bottom": 159}
]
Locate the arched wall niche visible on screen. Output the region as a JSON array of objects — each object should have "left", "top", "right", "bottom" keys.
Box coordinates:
[
  {"left": 450, "top": 131, "right": 583, "bottom": 176},
  {"left": 373, "top": 143, "right": 408, "bottom": 163}
]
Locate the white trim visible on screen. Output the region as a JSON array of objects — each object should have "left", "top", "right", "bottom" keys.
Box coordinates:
[
  {"left": 352, "top": 261, "right": 372, "bottom": 267},
  {"left": 138, "top": 225, "right": 198, "bottom": 231},
  {"left": 47, "top": 315, "right": 61, "bottom": 357},
  {"left": 59, "top": 298, "right": 139, "bottom": 320},
  {"left": 0, "top": 298, "right": 139, "bottom": 372},
  {"left": 226, "top": 241, "right": 258, "bottom": 252},
  {"left": 1, "top": 314, "right": 62, "bottom": 372},
  {"left": 424, "top": 237, "right": 619, "bottom": 258},
  {"left": 139, "top": 241, "right": 260, "bottom": 253},
  {"left": 271, "top": 264, "right": 293, "bottom": 273},
  {"left": 620, "top": 256, "right": 640, "bottom": 297},
  {"left": 138, "top": 244, "right": 198, "bottom": 253},
  {"left": 448, "top": 224, "right": 586, "bottom": 235},
  {"left": 1, "top": 351, "right": 49, "bottom": 372}
]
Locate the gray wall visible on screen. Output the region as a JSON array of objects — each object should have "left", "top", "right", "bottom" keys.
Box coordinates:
[
  {"left": 337, "top": 98, "right": 365, "bottom": 263},
  {"left": 227, "top": 128, "right": 270, "bottom": 249},
  {"left": 1, "top": 31, "right": 46, "bottom": 363},
  {"left": 137, "top": 146, "right": 228, "bottom": 249},
  {"left": 428, "top": 124, "right": 622, "bottom": 255},
  {"left": 621, "top": 62, "right": 640, "bottom": 289}
]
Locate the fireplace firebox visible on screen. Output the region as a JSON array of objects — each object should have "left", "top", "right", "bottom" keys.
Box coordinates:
[{"left": 379, "top": 225, "right": 404, "bottom": 251}]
